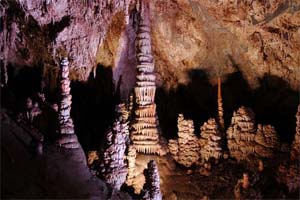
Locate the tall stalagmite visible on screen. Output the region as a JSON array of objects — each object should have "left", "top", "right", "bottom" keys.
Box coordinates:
[
  {"left": 56, "top": 57, "right": 80, "bottom": 149},
  {"left": 98, "top": 121, "right": 128, "bottom": 190},
  {"left": 168, "top": 114, "right": 200, "bottom": 167},
  {"left": 131, "top": 0, "right": 161, "bottom": 154}
]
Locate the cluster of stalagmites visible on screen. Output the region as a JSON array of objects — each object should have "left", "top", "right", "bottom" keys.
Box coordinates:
[
  {"left": 56, "top": 57, "right": 80, "bottom": 149},
  {"left": 131, "top": 0, "right": 161, "bottom": 155},
  {"left": 199, "top": 118, "right": 222, "bottom": 162},
  {"left": 141, "top": 160, "right": 162, "bottom": 200},
  {"left": 227, "top": 106, "right": 279, "bottom": 160},
  {"left": 291, "top": 104, "right": 300, "bottom": 160},
  {"left": 98, "top": 119, "right": 128, "bottom": 190},
  {"left": 169, "top": 114, "right": 200, "bottom": 167}
]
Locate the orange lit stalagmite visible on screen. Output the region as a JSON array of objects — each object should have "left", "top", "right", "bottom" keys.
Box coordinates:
[
  {"left": 56, "top": 57, "right": 80, "bottom": 149},
  {"left": 217, "top": 77, "right": 225, "bottom": 131},
  {"left": 168, "top": 114, "right": 200, "bottom": 167},
  {"left": 131, "top": 0, "right": 161, "bottom": 154}
]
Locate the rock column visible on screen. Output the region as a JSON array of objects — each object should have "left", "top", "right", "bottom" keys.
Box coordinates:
[
  {"left": 56, "top": 57, "right": 80, "bottom": 149},
  {"left": 291, "top": 104, "right": 300, "bottom": 159},
  {"left": 131, "top": 0, "right": 161, "bottom": 154}
]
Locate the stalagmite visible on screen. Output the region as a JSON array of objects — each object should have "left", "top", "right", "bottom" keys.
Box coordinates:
[
  {"left": 291, "top": 104, "right": 300, "bottom": 160},
  {"left": 217, "top": 77, "right": 225, "bottom": 131},
  {"left": 56, "top": 57, "right": 80, "bottom": 149},
  {"left": 141, "top": 160, "right": 162, "bottom": 200},
  {"left": 199, "top": 118, "right": 223, "bottom": 162},
  {"left": 168, "top": 114, "right": 200, "bottom": 167},
  {"left": 254, "top": 124, "right": 279, "bottom": 158},
  {"left": 126, "top": 145, "right": 137, "bottom": 186},
  {"left": 227, "top": 106, "right": 280, "bottom": 160},
  {"left": 227, "top": 106, "right": 257, "bottom": 160},
  {"left": 131, "top": 0, "right": 161, "bottom": 154},
  {"left": 98, "top": 120, "right": 128, "bottom": 190}
]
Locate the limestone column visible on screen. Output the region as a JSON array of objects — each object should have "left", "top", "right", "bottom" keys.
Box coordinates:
[
  {"left": 131, "top": 0, "right": 161, "bottom": 154},
  {"left": 56, "top": 57, "right": 80, "bottom": 149}
]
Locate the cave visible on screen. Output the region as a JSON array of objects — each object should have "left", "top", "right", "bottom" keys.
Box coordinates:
[{"left": 1, "top": 0, "right": 300, "bottom": 199}]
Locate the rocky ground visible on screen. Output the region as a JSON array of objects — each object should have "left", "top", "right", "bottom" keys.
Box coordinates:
[{"left": 0, "top": 109, "right": 131, "bottom": 199}]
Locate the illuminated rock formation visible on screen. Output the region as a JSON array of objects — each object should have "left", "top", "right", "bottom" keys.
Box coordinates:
[
  {"left": 291, "top": 104, "right": 300, "bottom": 160},
  {"left": 254, "top": 124, "right": 280, "bottom": 158},
  {"left": 98, "top": 120, "right": 128, "bottom": 190},
  {"left": 169, "top": 114, "right": 199, "bottom": 167},
  {"left": 227, "top": 106, "right": 280, "bottom": 160},
  {"left": 131, "top": 0, "right": 161, "bottom": 154},
  {"left": 56, "top": 57, "right": 80, "bottom": 149},
  {"left": 126, "top": 145, "right": 137, "bottom": 186},
  {"left": 227, "top": 106, "right": 257, "bottom": 160},
  {"left": 199, "top": 118, "right": 222, "bottom": 162},
  {"left": 217, "top": 77, "right": 225, "bottom": 131},
  {"left": 141, "top": 160, "right": 162, "bottom": 200}
]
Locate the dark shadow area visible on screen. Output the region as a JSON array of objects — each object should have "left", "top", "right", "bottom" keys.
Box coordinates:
[
  {"left": 251, "top": 75, "right": 299, "bottom": 142},
  {"left": 71, "top": 64, "right": 116, "bottom": 152},
  {"left": 156, "top": 69, "right": 216, "bottom": 139},
  {"left": 157, "top": 70, "right": 299, "bottom": 143}
]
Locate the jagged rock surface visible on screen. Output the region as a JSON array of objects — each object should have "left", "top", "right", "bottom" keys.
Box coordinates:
[
  {"left": 291, "top": 104, "right": 300, "bottom": 159},
  {"left": 227, "top": 106, "right": 257, "bottom": 160},
  {"left": 227, "top": 106, "right": 280, "bottom": 160},
  {"left": 141, "top": 160, "right": 162, "bottom": 200},
  {"left": 98, "top": 120, "right": 128, "bottom": 190},
  {"left": 199, "top": 118, "right": 222, "bottom": 162},
  {"left": 126, "top": 145, "right": 137, "bottom": 186},
  {"left": 254, "top": 124, "right": 280, "bottom": 158},
  {"left": 169, "top": 114, "right": 199, "bottom": 167},
  {"left": 131, "top": 0, "right": 161, "bottom": 154},
  {"left": 56, "top": 57, "right": 80, "bottom": 149}
]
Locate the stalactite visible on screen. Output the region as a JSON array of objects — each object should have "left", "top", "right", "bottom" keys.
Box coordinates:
[
  {"left": 56, "top": 57, "right": 80, "bottom": 149},
  {"left": 217, "top": 77, "right": 225, "bottom": 132}
]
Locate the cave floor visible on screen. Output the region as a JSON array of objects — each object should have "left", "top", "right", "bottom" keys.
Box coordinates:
[{"left": 0, "top": 109, "right": 130, "bottom": 199}]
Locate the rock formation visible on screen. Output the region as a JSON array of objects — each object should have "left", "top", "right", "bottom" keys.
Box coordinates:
[
  {"left": 141, "top": 160, "right": 162, "bottom": 200},
  {"left": 169, "top": 114, "right": 199, "bottom": 167},
  {"left": 254, "top": 124, "right": 280, "bottom": 158},
  {"left": 126, "top": 145, "right": 137, "bottom": 186},
  {"left": 227, "top": 106, "right": 280, "bottom": 160},
  {"left": 199, "top": 118, "right": 222, "bottom": 162},
  {"left": 98, "top": 120, "right": 128, "bottom": 190},
  {"left": 291, "top": 104, "right": 300, "bottom": 160},
  {"left": 131, "top": 0, "right": 161, "bottom": 154},
  {"left": 56, "top": 57, "right": 80, "bottom": 149},
  {"left": 217, "top": 77, "right": 225, "bottom": 131},
  {"left": 227, "top": 106, "right": 257, "bottom": 160}
]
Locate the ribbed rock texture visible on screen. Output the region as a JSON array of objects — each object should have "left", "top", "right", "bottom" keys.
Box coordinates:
[
  {"left": 56, "top": 57, "right": 80, "bottom": 149},
  {"left": 98, "top": 120, "right": 128, "bottom": 190},
  {"left": 254, "top": 124, "right": 280, "bottom": 158},
  {"left": 291, "top": 104, "right": 300, "bottom": 159},
  {"left": 169, "top": 114, "right": 199, "bottom": 167},
  {"left": 141, "top": 160, "right": 162, "bottom": 200},
  {"left": 199, "top": 118, "right": 222, "bottom": 162},
  {"left": 131, "top": 0, "right": 161, "bottom": 154},
  {"left": 227, "top": 106, "right": 256, "bottom": 160},
  {"left": 126, "top": 145, "right": 137, "bottom": 186},
  {"left": 227, "top": 106, "right": 280, "bottom": 160}
]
